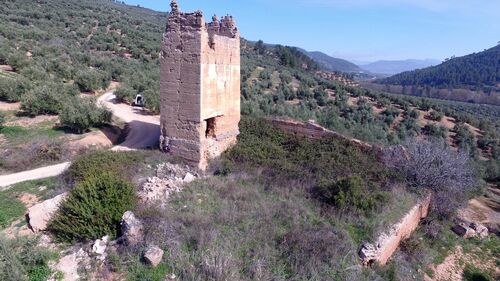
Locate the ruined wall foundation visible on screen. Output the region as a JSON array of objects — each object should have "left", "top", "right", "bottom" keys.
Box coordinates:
[{"left": 160, "top": 0, "right": 240, "bottom": 170}]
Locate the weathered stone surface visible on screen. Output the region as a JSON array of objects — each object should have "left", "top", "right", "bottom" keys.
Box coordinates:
[
  {"left": 92, "top": 236, "right": 109, "bottom": 261},
  {"left": 359, "top": 194, "right": 432, "bottom": 266},
  {"left": 358, "top": 243, "right": 377, "bottom": 266},
  {"left": 470, "top": 222, "right": 489, "bottom": 238},
  {"left": 183, "top": 172, "right": 196, "bottom": 183},
  {"left": 50, "top": 248, "right": 89, "bottom": 281},
  {"left": 452, "top": 222, "right": 489, "bottom": 239},
  {"left": 28, "top": 193, "right": 67, "bottom": 233},
  {"left": 121, "top": 211, "right": 143, "bottom": 246},
  {"left": 452, "top": 223, "right": 477, "bottom": 238},
  {"left": 160, "top": 1, "right": 240, "bottom": 170},
  {"left": 144, "top": 245, "right": 164, "bottom": 267}
]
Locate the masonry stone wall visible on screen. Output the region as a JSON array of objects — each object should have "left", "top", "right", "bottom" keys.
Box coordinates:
[
  {"left": 160, "top": 0, "right": 240, "bottom": 170},
  {"left": 359, "top": 194, "right": 432, "bottom": 266}
]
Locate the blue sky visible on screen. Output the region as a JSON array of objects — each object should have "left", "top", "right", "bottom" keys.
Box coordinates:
[{"left": 124, "top": 0, "right": 500, "bottom": 62}]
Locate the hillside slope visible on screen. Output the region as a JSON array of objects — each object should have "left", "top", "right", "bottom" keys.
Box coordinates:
[
  {"left": 300, "top": 50, "right": 363, "bottom": 73},
  {"left": 379, "top": 45, "right": 500, "bottom": 89},
  {"left": 0, "top": 0, "right": 498, "bottom": 160}
]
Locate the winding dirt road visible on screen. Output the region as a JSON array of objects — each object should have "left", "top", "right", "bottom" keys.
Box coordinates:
[
  {"left": 0, "top": 91, "right": 160, "bottom": 188},
  {"left": 98, "top": 91, "right": 160, "bottom": 151}
]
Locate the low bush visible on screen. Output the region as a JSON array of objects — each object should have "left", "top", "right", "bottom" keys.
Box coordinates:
[
  {"left": 59, "top": 97, "right": 111, "bottom": 133},
  {"left": 48, "top": 173, "right": 136, "bottom": 242},
  {"left": 66, "top": 151, "right": 141, "bottom": 183},
  {"left": 0, "top": 237, "right": 56, "bottom": 281},
  {"left": 463, "top": 264, "right": 492, "bottom": 281},
  {"left": 312, "top": 176, "right": 390, "bottom": 213}
]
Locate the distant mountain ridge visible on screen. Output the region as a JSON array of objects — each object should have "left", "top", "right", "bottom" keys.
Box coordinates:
[
  {"left": 298, "top": 49, "right": 363, "bottom": 73},
  {"left": 361, "top": 59, "right": 441, "bottom": 75},
  {"left": 379, "top": 45, "right": 500, "bottom": 89}
]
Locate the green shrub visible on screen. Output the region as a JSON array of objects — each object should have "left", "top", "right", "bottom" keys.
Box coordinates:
[
  {"left": 20, "top": 84, "right": 63, "bottom": 116},
  {"left": 59, "top": 97, "right": 111, "bottom": 133},
  {"left": 463, "top": 264, "right": 492, "bottom": 281},
  {"left": 48, "top": 173, "right": 137, "bottom": 242},
  {"left": 66, "top": 151, "right": 141, "bottom": 183},
  {"left": 0, "top": 237, "right": 56, "bottom": 281},
  {"left": 312, "top": 176, "right": 389, "bottom": 213}
]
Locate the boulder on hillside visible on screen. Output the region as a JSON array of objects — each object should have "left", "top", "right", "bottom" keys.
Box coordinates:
[
  {"left": 92, "top": 236, "right": 109, "bottom": 261},
  {"left": 470, "top": 222, "right": 489, "bottom": 239},
  {"left": 27, "top": 193, "right": 67, "bottom": 233},
  {"left": 452, "top": 223, "right": 476, "bottom": 238},
  {"left": 121, "top": 211, "right": 143, "bottom": 246},
  {"left": 358, "top": 242, "right": 377, "bottom": 266},
  {"left": 144, "top": 245, "right": 164, "bottom": 267}
]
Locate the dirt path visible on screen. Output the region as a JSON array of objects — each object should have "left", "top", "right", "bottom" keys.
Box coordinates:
[
  {"left": 0, "top": 91, "right": 160, "bottom": 188},
  {"left": 98, "top": 91, "right": 160, "bottom": 151},
  {"left": 0, "top": 162, "right": 71, "bottom": 189}
]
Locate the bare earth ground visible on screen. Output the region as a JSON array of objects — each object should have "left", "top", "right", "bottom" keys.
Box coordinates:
[
  {"left": 458, "top": 184, "right": 500, "bottom": 232},
  {"left": 0, "top": 101, "right": 21, "bottom": 111},
  {"left": 425, "top": 184, "right": 500, "bottom": 281}
]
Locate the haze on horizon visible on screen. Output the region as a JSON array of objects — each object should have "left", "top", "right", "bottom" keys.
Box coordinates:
[{"left": 124, "top": 0, "right": 500, "bottom": 63}]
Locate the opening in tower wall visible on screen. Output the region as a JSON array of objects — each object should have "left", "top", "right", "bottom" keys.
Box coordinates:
[{"left": 205, "top": 117, "right": 217, "bottom": 138}]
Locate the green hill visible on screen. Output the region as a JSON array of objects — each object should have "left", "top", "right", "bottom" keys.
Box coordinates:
[
  {"left": 1, "top": 0, "right": 499, "bottom": 152},
  {"left": 300, "top": 49, "right": 364, "bottom": 73},
  {"left": 380, "top": 45, "right": 500, "bottom": 89}
]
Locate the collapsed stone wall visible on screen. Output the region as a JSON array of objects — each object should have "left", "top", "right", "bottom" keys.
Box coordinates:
[
  {"left": 359, "top": 194, "right": 432, "bottom": 266},
  {"left": 267, "top": 117, "right": 374, "bottom": 151},
  {"left": 160, "top": 0, "right": 240, "bottom": 170}
]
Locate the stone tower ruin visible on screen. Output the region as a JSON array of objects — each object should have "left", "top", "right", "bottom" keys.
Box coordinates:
[{"left": 159, "top": 0, "right": 241, "bottom": 170}]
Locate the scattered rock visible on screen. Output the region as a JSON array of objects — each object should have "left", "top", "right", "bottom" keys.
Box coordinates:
[
  {"left": 51, "top": 248, "right": 89, "bottom": 281},
  {"left": 27, "top": 193, "right": 67, "bottom": 233},
  {"left": 452, "top": 223, "right": 477, "bottom": 238},
  {"left": 183, "top": 172, "right": 196, "bottom": 183},
  {"left": 144, "top": 245, "right": 164, "bottom": 267},
  {"left": 139, "top": 163, "right": 198, "bottom": 203},
  {"left": 92, "top": 236, "right": 109, "bottom": 261},
  {"left": 38, "top": 185, "right": 47, "bottom": 192},
  {"left": 452, "top": 222, "right": 489, "bottom": 239},
  {"left": 121, "top": 211, "right": 143, "bottom": 246},
  {"left": 139, "top": 177, "right": 182, "bottom": 202},
  {"left": 470, "top": 222, "right": 489, "bottom": 239},
  {"left": 156, "top": 162, "right": 193, "bottom": 179},
  {"left": 358, "top": 243, "right": 377, "bottom": 266}
]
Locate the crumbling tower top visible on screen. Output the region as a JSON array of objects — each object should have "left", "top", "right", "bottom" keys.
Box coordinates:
[{"left": 160, "top": 0, "right": 241, "bottom": 170}]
